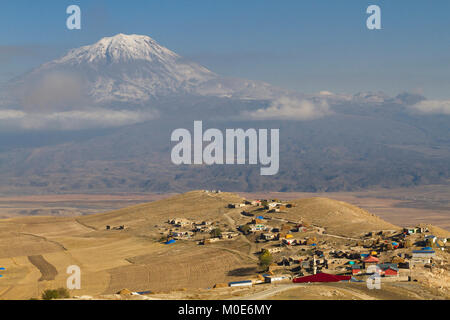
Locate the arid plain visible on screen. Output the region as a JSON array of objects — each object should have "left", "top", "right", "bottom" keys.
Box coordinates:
[{"left": 0, "top": 187, "right": 448, "bottom": 300}]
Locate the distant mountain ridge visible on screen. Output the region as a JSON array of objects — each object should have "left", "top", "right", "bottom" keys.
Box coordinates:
[
  {"left": 2, "top": 34, "right": 295, "bottom": 108},
  {"left": 0, "top": 34, "right": 448, "bottom": 194}
]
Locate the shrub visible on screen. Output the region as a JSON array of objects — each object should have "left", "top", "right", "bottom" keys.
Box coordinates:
[
  {"left": 42, "top": 288, "right": 70, "bottom": 300},
  {"left": 258, "top": 250, "right": 273, "bottom": 271},
  {"left": 210, "top": 228, "right": 222, "bottom": 238},
  {"left": 239, "top": 224, "right": 251, "bottom": 235}
]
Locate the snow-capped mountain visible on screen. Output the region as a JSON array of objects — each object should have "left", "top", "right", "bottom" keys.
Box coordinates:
[
  {"left": 10, "top": 34, "right": 219, "bottom": 105},
  {"left": 0, "top": 33, "right": 419, "bottom": 121},
  {"left": 56, "top": 33, "right": 190, "bottom": 65},
  {"left": 3, "top": 34, "right": 288, "bottom": 108}
]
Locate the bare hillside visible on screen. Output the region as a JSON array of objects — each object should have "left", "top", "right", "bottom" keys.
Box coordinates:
[
  {"left": 0, "top": 191, "right": 447, "bottom": 300},
  {"left": 283, "top": 197, "right": 399, "bottom": 236}
]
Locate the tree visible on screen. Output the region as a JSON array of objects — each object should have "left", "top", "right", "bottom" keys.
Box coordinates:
[
  {"left": 42, "top": 288, "right": 70, "bottom": 300},
  {"left": 210, "top": 228, "right": 222, "bottom": 238},
  {"left": 258, "top": 250, "right": 273, "bottom": 271},
  {"left": 239, "top": 224, "right": 251, "bottom": 235}
]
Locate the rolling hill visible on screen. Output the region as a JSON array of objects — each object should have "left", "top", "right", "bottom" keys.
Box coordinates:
[
  {"left": 283, "top": 197, "right": 398, "bottom": 236},
  {"left": 0, "top": 190, "right": 425, "bottom": 299}
]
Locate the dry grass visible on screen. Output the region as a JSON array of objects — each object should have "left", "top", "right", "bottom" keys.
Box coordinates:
[{"left": 0, "top": 190, "right": 447, "bottom": 300}]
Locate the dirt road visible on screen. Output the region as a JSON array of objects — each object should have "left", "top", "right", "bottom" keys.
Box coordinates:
[{"left": 27, "top": 255, "right": 58, "bottom": 281}]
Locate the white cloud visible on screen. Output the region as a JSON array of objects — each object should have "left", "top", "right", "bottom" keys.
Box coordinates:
[
  {"left": 0, "top": 108, "right": 158, "bottom": 131},
  {"left": 0, "top": 109, "right": 26, "bottom": 120},
  {"left": 244, "top": 96, "right": 332, "bottom": 120},
  {"left": 410, "top": 100, "right": 450, "bottom": 115},
  {"left": 18, "top": 72, "right": 87, "bottom": 113}
]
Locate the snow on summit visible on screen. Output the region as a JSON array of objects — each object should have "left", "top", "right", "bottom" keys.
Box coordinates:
[
  {"left": 2, "top": 33, "right": 288, "bottom": 107},
  {"left": 57, "top": 34, "right": 183, "bottom": 64},
  {"left": 13, "top": 34, "right": 218, "bottom": 104}
]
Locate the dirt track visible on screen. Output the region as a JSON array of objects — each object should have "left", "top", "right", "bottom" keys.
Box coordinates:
[{"left": 27, "top": 255, "right": 58, "bottom": 281}]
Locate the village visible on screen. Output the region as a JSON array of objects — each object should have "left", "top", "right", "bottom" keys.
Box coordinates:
[{"left": 155, "top": 192, "right": 449, "bottom": 290}]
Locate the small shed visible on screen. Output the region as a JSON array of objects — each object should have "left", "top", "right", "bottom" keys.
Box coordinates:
[
  {"left": 351, "top": 264, "right": 362, "bottom": 275},
  {"left": 228, "top": 280, "right": 252, "bottom": 287}
]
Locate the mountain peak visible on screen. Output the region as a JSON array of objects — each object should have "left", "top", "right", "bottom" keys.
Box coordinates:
[
  {"left": 97, "top": 33, "right": 158, "bottom": 46},
  {"left": 57, "top": 33, "right": 180, "bottom": 64},
  {"left": 6, "top": 33, "right": 280, "bottom": 106},
  {"left": 27, "top": 33, "right": 217, "bottom": 104}
]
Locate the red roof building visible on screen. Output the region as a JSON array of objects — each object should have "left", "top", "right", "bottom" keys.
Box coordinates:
[
  {"left": 363, "top": 256, "right": 379, "bottom": 263},
  {"left": 383, "top": 268, "right": 399, "bottom": 277},
  {"left": 293, "top": 273, "right": 351, "bottom": 283}
]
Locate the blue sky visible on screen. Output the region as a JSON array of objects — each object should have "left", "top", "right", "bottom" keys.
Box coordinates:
[{"left": 1, "top": 0, "right": 449, "bottom": 98}]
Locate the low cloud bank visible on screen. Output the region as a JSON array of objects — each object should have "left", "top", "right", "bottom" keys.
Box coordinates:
[
  {"left": 244, "top": 96, "right": 332, "bottom": 120},
  {"left": 410, "top": 100, "right": 450, "bottom": 115},
  {"left": 0, "top": 108, "right": 157, "bottom": 131}
]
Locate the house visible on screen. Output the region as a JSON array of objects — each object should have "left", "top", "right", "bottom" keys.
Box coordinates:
[
  {"left": 351, "top": 264, "right": 363, "bottom": 275},
  {"left": 262, "top": 233, "right": 275, "bottom": 240},
  {"left": 228, "top": 203, "right": 245, "bottom": 208},
  {"left": 228, "top": 203, "right": 246, "bottom": 209},
  {"left": 377, "top": 264, "right": 399, "bottom": 277},
  {"left": 383, "top": 267, "right": 399, "bottom": 277},
  {"left": 241, "top": 211, "right": 254, "bottom": 217},
  {"left": 194, "top": 221, "right": 210, "bottom": 226},
  {"left": 171, "top": 231, "right": 187, "bottom": 238},
  {"left": 424, "top": 235, "right": 437, "bottom": 245},
  {"left": 348, "top": 253, "right": 361, "bottom": 260},
  {"left": 228, "top": 280, "right": 252, "bottom": 287},
  {"left": 363, "top": 255, "right": 379, "bottom": 263},
  {"left": 436, "top": 238, "right": 447, "bottom": 250},
  {"left": 412, "top": 249, "right": 435, "bottom": 265},
  {"left": 169, "top": 218, "right": 191, "bottom": 227},
  {"left": 403, "top": 227, "right": 419, "bottom": 235},
  {"left": 263, "top": 247, "right": 282, "bottom": 254},
  {"left": 282, "top": 238, "right": 296, "bottom": 246},
  {"left": 412, "top": 249, "right": 436, "bottom": 258},
  {"left": 279, "top": 257, "right": 292, "bottom": 266},
  {"left": 203, "top": 237, "right": 221, "bottom": 244},
  {"left": 193, "top": 225, "right": 213, "bottom": 233},
  {"left": 250, "top": 224, "right": 267, "bottom": 232},
  {"left": 417, "top": 226, "right": 428, "bottom": 233},
  {"left": 294, "top": 225, "right": 308, "bottom": 232},
  {"left": 362, "top": 255, "right": 379, "bottom": 268},
  {"left": 264, "top": 275, "right": 291, "bottom": 283},
  {"left": 391, "top": 256, "right": 405, "bottom": 264},
  {"left": 288, "top": 255, "right": 303, "bottom": 264},
  {"left": 301, "top": 260, "right": 311, "bottom": 269},
  {"left": 221, "top": 232, "right": 239, "bottom": 239}
]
